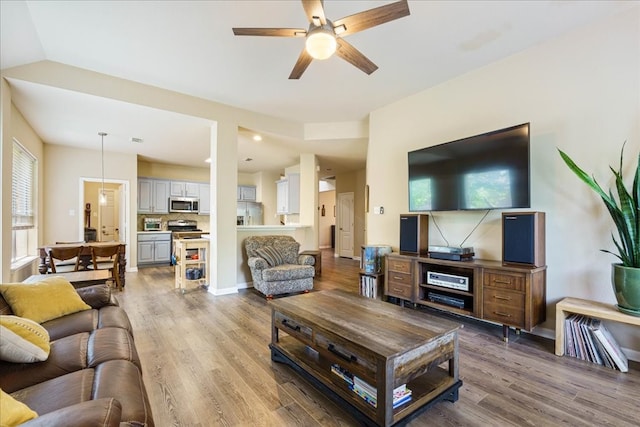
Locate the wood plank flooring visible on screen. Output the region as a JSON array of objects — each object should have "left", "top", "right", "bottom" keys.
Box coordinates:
[{"left": 118, "top": 250, "right": 639, "bottom": 426}]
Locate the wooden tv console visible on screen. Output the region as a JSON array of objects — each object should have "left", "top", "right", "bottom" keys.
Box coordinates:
[
  {"left": 385, "top": 253, "right": 547, "bottom": 341},
  {"left": 269, "top": 290, "right": 463, "bottom": 427}
]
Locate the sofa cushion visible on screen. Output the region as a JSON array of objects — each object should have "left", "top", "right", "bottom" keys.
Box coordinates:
[
  {"left": 0, "top": 328, "right": 141, "bottom": 394},
  {"left": 0, "top": 387, "right": 38, "bottom": 425},
  {"left": 12, "top": 369, "right": 95, "bottom": 416},
  {"left": 256, "top": 246, "right": 284, "bottom": 267},
  {"left": 0, "top": 316, "right": 50, "bottom": 363},
  {"left": 20, "top": 398, "right": 121, "bottom": 427},
  {"left": 88, "top": 328, "right": 140, "bottom": 369},
  {"left": 93, "top": 360, "right": 154, "bottom": 426},
  {"left": 42, "top": 305, "right": 132, "bottom": 342},
  {"left": 0, "top": 333, "right": 90, "bottom": 393},
  {"left": 262, "top": 264, "right": 315, "bottom": 281},
  {"left": 0, "top": 277, "right": 91, "bottom": 324},
  {"left": 75, "top": 285, "right": 115, "bottom": 309}
]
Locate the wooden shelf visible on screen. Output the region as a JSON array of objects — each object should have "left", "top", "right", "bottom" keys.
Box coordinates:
[{"left": 555, "top": 297, "right": 640, "bottom": 356}]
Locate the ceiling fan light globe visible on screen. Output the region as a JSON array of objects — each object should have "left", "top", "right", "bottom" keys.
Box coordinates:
[{"left": 305, "top": 31, "right": 336, "bottom": 60}]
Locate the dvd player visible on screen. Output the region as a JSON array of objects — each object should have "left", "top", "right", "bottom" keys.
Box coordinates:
[
  {"left": 427, "top": 292, "right": 466, "bottom": 309},
  {"left": 428, "top": 246, "right": 474, "bottom": 255},
  {"left": 428, "top": 252, "right": 474, "bottom": 261}
]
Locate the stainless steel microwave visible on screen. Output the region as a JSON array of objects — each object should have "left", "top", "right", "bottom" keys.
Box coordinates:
[{"left": 169, "top": 197, "right": 199, "bottom": 213}]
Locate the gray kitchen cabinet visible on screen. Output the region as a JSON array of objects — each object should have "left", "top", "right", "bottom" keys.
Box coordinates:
[
  {"left": 137, "top": 232, "right": 172, "bottom": 265},
  {"left": 138, "top": 178, "right": 169, "bottom": 214},
  {"left": 170, "top": 181, "right": 200, "bottom": 198},
  {"left": 198, "top": 183, "right": 210, "bottom": 215},
  {"left": 237, "top": 185, "right": 257, "bottom": 201}
]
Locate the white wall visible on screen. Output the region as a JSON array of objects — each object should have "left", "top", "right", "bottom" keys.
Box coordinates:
[
  {"left": 43, "top": 144, "right": 138, "bottom": 267},
  {"left": 367, "top": 11, "right": 640, "bottom": 351}
]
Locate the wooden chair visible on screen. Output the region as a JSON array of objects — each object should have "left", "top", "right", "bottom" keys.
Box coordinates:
[
  {"left": 90, "top": 245, "right": 121, "bottom": 289},
  {"left": 48, "top": 246, "right": 82, "bottom": 273}
]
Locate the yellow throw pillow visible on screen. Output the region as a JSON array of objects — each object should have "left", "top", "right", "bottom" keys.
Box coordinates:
[
  {"left": 0, "top": 388, "right": 38, "bottom": 425},
  {"left": 0, "top": 276, "right": 91, "bottom": 324},
  {"left": 0, "top": 315, "right": 50, "bottom": 363}
]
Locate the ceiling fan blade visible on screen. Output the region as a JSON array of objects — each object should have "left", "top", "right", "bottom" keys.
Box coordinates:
[
  {"left": 232, "top": 28, "right": 306, "bottom": 37},
  {"left": 335, "top": 39, "right": 378, "bottom": 75},
  {"left": 289, "top": 48, "right": 314, "bottom": 79},
  {"left": 332, "top": 0, "right": 410, "bottom": 37},
  {"left": 301, "top": 0, "right": 326, "bottom": 25}
]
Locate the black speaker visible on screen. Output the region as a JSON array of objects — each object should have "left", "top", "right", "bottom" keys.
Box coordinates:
[
  {"left": 502, "top": 212, "right": 545, "bottom": 267},
  {"left": 400, "top": 214, "right": 429, "bottom": 255}
]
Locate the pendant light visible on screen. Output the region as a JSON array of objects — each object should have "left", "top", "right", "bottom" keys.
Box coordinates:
[{"left": 98, "top": 132, "right": 107, "bottom": 205}]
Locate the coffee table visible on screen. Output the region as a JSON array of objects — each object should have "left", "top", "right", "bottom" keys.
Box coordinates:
[{"left": 269, "top": 289, "right": 462, "bottom": 427}]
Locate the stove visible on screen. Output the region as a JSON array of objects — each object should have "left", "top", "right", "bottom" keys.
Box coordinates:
[
  {"left": 168, "top": 220, "right": 204, "bottom": 241},
  {"left": 167, "top": 219, "right": 200, "bottom": 232}
]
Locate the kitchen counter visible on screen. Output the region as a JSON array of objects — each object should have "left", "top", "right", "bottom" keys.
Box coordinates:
[
  {"left": 138, "top": 230, "right": 172, "bottom": 234},
  {"left": 172, "top": 231, "right": 206, "bottom": 239},
  {"left": 237, "top": 225, "right": 310, "bottom": 231}
]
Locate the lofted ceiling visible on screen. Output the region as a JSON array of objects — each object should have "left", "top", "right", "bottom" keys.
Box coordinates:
[{"left": 1, "top": 0, "right": 634, "bottom": 177}]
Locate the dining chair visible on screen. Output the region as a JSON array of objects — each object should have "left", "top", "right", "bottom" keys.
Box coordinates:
[
  {"left": 90, "top": 245, "right": 121, "bottom": 289},
  {"left": 48, "top": 246, "right": 82, "bottom": 273}
]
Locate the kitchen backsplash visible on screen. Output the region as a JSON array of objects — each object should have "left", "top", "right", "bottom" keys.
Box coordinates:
[{"left": 137, "top": 213, "right": 210, "bottom": 232}]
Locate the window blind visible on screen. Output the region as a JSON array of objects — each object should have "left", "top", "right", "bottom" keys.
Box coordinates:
[{"left": 12, "top": 140, "right": 36, "bottom": 228}]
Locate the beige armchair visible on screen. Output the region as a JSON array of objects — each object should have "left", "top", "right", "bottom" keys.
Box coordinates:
[{"left": 244, "top": 235, "right": 315, "bottom": 299}]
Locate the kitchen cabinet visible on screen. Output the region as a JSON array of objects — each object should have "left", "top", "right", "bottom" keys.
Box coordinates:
[
  {"left": 198, "top": 183, "right": 210, "bottom": 215},
  {"left": 237, "top": 185, "right": 257, "bottom": 201},
  {"left": 276, "top": 173, "right": 300, "bottom": 214},
  {"left": 137, "top": 232, "right": 172, "bottom": 265},
  {"left": 138, "top": 178, "right": 169, "bottom": 214},
  {"left": 170, "top": 181, "right": 200, "bottom": 198}
]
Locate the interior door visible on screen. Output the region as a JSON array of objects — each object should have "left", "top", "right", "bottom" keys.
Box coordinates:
[
  {"left": 338, "top": 192, "right": 354, "bottom": 258},
  {"left": 99, "top": 189, "right": 116, "bottom": 242}
]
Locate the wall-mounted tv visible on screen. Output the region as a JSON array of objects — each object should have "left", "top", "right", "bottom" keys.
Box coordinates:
[{"left": 408, "top": 123, "right": 530, "bottom": 212}]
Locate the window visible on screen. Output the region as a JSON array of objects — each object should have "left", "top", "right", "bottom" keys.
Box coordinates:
[{"left": 12, "top": 139, "right": 37, "bottom": 263}]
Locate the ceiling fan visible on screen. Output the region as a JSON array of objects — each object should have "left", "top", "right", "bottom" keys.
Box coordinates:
[{"left": 232, "top": 0, "right": 411, "bottom": 79}]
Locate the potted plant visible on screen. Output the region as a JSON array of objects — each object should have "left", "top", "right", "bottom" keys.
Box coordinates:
[{"left": 558, "top": 144, "right": 639, "bottom": 315}]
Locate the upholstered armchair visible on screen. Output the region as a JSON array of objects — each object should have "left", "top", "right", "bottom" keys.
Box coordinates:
[{"left": 244, "top": 235, "right": 315, "bottom": 298}]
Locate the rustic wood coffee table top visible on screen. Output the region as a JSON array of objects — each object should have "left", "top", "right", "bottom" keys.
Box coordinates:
[
  {"left": 269, "top": 289, "right": 463, "bottom": 427},
  {"left": 270, "top": 289, "right": 462, "bottom": 357}
]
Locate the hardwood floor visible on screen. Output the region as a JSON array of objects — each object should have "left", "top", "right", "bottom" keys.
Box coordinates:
[{"left": 118, "top": 250, "right": 639, "bottom": 426}]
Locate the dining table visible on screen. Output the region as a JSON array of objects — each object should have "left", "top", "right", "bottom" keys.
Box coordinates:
[{"left": 37, "top": 242, "right": 126, "bottom": 288}]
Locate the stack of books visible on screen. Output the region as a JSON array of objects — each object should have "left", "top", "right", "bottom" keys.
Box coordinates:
[
  {"left": 564, "top": 314, "right": 628, "bottom": 372},
  {"left": 331, "top": 364, "right": 412, "bottom": 409}
]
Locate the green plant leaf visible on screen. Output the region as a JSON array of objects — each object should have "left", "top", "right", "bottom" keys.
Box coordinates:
[{"left": 558, "top": 145, "right": 639, "bottom": 268}]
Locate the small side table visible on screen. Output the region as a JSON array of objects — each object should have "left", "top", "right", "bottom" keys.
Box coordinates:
[{"left": 300, "top": 250, "right": 321, "bottom": 277}]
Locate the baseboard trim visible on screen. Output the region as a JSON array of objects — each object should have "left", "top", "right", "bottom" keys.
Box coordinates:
[{"left": 208, "top": 286, "right": 239, "bottom": 296}]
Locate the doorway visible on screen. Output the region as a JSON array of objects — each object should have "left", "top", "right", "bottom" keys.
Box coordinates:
[
  {"left": 337, "top": 192, "right": 354, "bottom": 258},
  {"left": 80, "top": 178, "right": 128, "bottom": 244}
]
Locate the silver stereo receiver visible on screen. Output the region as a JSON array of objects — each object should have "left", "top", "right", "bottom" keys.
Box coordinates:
[{"left": 426, "top": 271, "right": 470, "bottom": 292}]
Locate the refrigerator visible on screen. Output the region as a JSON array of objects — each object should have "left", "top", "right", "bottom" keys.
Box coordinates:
[{"left": 237, "top": 201, "right": 263, "bottom": 225}]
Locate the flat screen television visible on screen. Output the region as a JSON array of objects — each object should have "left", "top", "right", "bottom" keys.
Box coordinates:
[{"left": 408, "top": 123, "right": 530, "bottom": 212}]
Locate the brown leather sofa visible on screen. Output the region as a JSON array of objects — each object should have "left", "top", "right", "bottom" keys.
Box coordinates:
[{"left": 0, "top": 284, "right": 154, "bottom": 426}]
